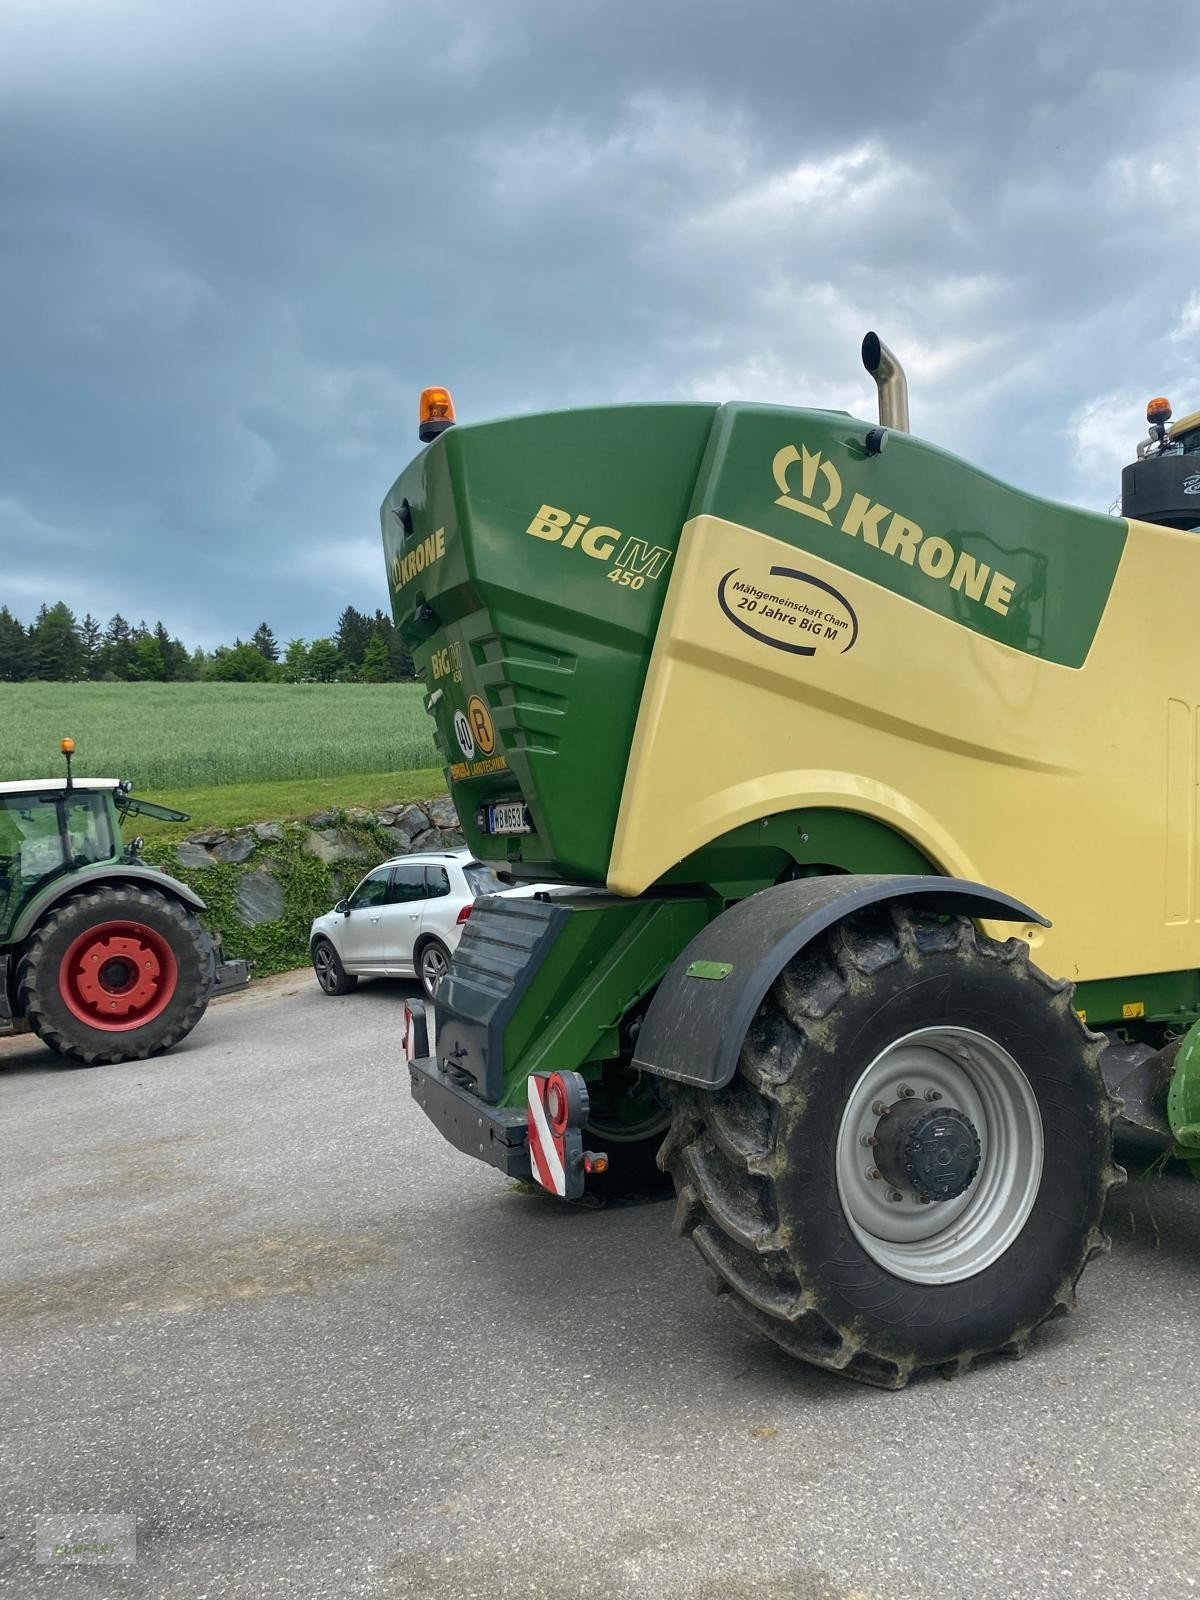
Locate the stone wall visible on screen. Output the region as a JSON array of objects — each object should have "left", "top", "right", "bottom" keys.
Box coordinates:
[{"left": 140, "top": 796, "right": 464, "bottom": 978}]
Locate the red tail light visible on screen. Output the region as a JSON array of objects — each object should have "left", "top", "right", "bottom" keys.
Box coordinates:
[{"left": 456, "top": 904, "right": 472, "bottom": 925}]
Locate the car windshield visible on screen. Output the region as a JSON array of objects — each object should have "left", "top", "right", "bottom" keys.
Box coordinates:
[
  {"left": 0, "top": 792, "right": 116, "bottom": 931},
  {"left": 464, "top": 862, "right": 507, "bottom": 897}
]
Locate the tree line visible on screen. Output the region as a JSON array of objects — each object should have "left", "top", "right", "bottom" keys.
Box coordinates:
[{"left": 0, "top": 604, "right": 416, "bottom": 684}]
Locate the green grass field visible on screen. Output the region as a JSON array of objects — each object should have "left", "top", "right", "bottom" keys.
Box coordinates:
[
  {"left": 133, "top": 769, "right": 446, "bottom": 835},
  {"left": 1, "top": 681, "right": 440, "bottom": 790}
]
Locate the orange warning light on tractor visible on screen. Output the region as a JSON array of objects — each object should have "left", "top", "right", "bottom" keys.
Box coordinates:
[{"left": 419, "top": 387, "right": 456, "bottom": 444}]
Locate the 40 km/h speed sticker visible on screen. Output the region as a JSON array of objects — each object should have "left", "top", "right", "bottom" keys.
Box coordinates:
[{"left": 453, "top": 695, "right": 497, "bottom": 763}]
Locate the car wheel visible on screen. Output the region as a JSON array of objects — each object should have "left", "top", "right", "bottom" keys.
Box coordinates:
[
  {"left": 312, "top": 938, "right": 357, "bottom": 996},
  {"left": 418, "top": 937, "right": 451, "bottom": 999}
]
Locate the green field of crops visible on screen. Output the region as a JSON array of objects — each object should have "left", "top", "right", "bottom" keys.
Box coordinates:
[{"left": 0, "top": 682, "right": 440, "bottom": 789}]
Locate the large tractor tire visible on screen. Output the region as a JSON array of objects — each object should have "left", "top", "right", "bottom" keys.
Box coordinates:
[
  {"left": 19, "top": 885, "right": 213, "bottom": 1067},
  {"left": 659, "top": 906, "right": 1122, "bottom": 1387}
]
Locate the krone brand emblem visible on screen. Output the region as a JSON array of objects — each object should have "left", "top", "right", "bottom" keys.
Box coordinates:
[
  {"left": 772, "top": 445, "right": 843, "bottom": 525},
  {"left": 717, "top": 565, "right": 858, "bottom": 658},
  {"left": 770, "top": 440, "right": 1020, "bottom": 619},
  {"left": 390, "top": 526, "right": 447, "bottom": 591}
]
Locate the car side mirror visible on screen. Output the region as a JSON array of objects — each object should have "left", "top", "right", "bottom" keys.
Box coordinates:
[{"left": 335, "top": 899, "right": 350, "bottom": 917}]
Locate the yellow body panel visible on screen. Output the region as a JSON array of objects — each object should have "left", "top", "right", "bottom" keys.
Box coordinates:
[{"left": 609, "top": 512, "right": 1200, "bottom": 982}]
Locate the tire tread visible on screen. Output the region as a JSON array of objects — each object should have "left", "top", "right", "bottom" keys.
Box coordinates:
[
  {"left": 19, "top": 886, "right": 211, "bottom": 1066},
  {"left": 662, "top": 906, "right": 1122, "bottom": 1388}
]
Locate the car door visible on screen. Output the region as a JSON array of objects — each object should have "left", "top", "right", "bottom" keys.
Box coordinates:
[
  {"left": 338, "top": 866, "right": 394, "bottom": 972},
  {"left": 380, "top": 861, "right": 432, "bottom": 974},
  {"left": 419, "top": 863, "right": 460, "bottom": 950}
]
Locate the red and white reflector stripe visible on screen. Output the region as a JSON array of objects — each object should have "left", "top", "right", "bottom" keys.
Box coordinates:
[
  {"left": 402, "top": 998, "right": 431, "bottom": 1064},
  {"left": 527, "top": 1074, "right": 568, "bottom": 1196}
]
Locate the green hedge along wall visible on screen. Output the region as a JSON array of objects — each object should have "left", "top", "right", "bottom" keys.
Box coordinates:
[{"left": 140, "top": 803, "right": 461, "bottom": 977}]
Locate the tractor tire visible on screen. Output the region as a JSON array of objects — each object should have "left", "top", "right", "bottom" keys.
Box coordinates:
[
  {"left": 658, "top": 905, "right": 1122, "bottom": 1388},
  {"left": 19, "top": 886, "right": 212, "bottom": 1067},
  {"left": 311, "top": 937, "right": 358, "bottom": 996}
]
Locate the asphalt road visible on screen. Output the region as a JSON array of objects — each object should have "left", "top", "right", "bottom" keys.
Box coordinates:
[{"left": 2, "top": 974, "right": 1199, "bottom": 1600}]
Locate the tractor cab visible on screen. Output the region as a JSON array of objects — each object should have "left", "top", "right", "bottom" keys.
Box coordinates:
[
  {"left": 1120, "top": 396, "right": 1200, "bottom": 530},
  {"left": 0, "top": 780, "right": 123, "bottom": 938}
]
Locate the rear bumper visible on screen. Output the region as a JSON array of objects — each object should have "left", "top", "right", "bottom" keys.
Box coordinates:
[{"left": 408, "top": 1053, "right": 531, "bottom": 1179}]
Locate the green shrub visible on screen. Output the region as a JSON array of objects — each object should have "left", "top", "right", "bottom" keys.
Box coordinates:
[{"left": 141, "top": 819, "right": 399, "bottom": 977}]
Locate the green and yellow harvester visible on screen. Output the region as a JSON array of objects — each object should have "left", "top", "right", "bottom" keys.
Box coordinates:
[{"left": 385, "top": 342, "right": 1200, "bottom": 1387}]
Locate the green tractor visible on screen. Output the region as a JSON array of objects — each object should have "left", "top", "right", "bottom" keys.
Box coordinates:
[
  {"left": 386, "top": 352, "right": 1200, "bottom": 1387},
  {"left": 0, "top": 741, "right": 249, "bottom": 1065}
]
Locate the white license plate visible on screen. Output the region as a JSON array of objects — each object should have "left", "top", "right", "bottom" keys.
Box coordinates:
[{"left": 485, "top": 801, "right": 531, "bottom": 835}]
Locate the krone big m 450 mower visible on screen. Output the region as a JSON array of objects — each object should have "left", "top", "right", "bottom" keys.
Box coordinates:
[{"left": 385, "top": 348, "right": 1200, "bottom": 1387}]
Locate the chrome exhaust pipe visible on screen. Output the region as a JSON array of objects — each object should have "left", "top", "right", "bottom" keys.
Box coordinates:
[{"left": 861, "top": 331, "right": 909, "bottom": 432}]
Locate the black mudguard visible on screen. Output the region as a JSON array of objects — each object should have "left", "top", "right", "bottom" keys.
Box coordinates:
[{"left": 631, "top": 874, "right": 1047, "bottom": 1091}]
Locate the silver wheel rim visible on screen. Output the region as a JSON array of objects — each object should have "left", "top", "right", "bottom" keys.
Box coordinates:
[
  {"left": 314, "top": 944, "right": 335, "bottom": 990},
  {"left": 835, "top": 1025, "right": 1043, "bottom": 1285},
  {"left": 421, "top": 946, "right": 448, "bottom": 991}
]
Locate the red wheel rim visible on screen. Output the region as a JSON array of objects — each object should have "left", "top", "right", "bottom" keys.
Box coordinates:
[{"left": 58, "top": 920, "right": 179, "bottom": 1032}]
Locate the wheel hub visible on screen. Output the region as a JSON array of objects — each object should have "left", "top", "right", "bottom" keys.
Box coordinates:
[
  {"left": 98, "top": 956, "right": 138, "bottom": 992},
  {"left": 874, "top": 1099, "right": 981, "bottom": 1202},
  {"left": 58, "top": 920, "right": 179, "bottom": 1032},
  {"left": 834, "top": 1025, "right": 1044, "bottom": 1285}
]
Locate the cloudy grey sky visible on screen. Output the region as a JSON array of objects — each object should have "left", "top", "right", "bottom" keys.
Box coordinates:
[{"left": 2, "top": 0, "right": 1197, "bottom": 647}]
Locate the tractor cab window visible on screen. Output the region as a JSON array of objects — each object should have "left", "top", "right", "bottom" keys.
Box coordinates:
[{"left": 0, "top": 792, "right": 116, "bottom": 929}]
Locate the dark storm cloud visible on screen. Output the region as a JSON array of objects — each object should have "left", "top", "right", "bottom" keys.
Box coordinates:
[{"left": 1, "top": 0, "right": 1196, "bottom": 643}]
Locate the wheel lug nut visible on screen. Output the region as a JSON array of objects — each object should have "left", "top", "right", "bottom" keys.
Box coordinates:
[
  {"left": 897, "top": 1084, "right": 915, "bottom": 1098},
  {"left": 871, "top": 1100, "right": 890, "bottom": 1117},
  {"left": 918, "top": 1194, "right": 932, "bottom": 1204},
  {"left": 924, "top": 1089, "right": 943, "bottom": 1102},
  {"left": 867, "top": 1167, "right": 882, "bottom": 1181},
  {"left": 860, "top": 1134, "right": 879, "bottom": 1148},
  {"left": 886, "top": 1189, "right": 904, "bottom": 1203}
]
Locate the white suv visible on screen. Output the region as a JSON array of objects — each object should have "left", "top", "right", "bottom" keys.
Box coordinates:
[{"left": 309, "top": 849, "right": 517, "bottom": 999}]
